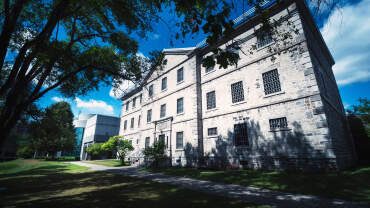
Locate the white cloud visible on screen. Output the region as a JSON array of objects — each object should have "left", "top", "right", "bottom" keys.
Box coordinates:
[
  {"left": 51, "top": 96, "right": 68, "bottom": 102},
  {"left": 321, "top": 0, "right": 370, "bottom": 86},
  {"left": 150, "top": 33, "right": 160, "bottom": 40},
  {"left": 74, "top": 97, "right": 114, "bottom": 115}
]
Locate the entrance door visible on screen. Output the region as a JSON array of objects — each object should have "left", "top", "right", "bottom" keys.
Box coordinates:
[{"left": 159, "top": 134, "right": 165, "bottom": 145}]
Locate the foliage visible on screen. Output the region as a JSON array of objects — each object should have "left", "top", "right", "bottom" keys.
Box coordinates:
[
  {"left": 86, "top": 143, "right": 105, "bottom": 158},
  {"left": 348, "top": 98, "right": 370, "bottom": 137},
  {"left": 29, "top": 102, "right": 76, "bottom": 157},
  {"left": 102, "top": 136, "right": 134, "bottom": 164},
  {"left": 143, "top": 139, "right": 167, "bottom": 168},
  {"left": 44, "top": 156, "right": 79, "bottom": 161},
  {"left": 16, "top": 145, "right": 34, "bottom": 158}
]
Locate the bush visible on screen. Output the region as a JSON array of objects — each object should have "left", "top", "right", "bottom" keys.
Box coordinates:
[
  {"left": 16, "top": 145, "right": 34, "bottom": 159},
  {"left": 86, "top": 143, "right": 106, "bottom": 159},
  {"left": 44, "top": 156, "right": 78, "bottom": 161},
  {"left": 143, "top": 140, "right": 168, "bottom": 168}
]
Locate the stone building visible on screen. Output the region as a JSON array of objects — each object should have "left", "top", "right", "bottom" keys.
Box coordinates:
[
  {"left": 119, "top": 0, "right": 356, "bottom": 171},
  {"left": 79, "top": 114, "right": 120, "bottom": 160}
]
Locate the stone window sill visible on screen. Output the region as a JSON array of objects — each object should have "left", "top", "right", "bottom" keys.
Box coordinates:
[
  {"left": 257, "top": 41, "right": 274, "bottom": 51},
  {"left": 207, "top": 135, "right": 218, "bottom": 139},
  {"left": 264, "top": 91, "right": 285, "bottom": 98},
  {"left": 175, "top": 149, "right": 184, "bottom": 152},
  {"left": 177, "top": 112, "right": 185, "bottom": 116},
  {"left": 269, "top": 128, "right": 291, "bottom": 132},
  {"left": 231, "top": 100, "right": 247, "bottom": 106},
  {"left": 205, "top": 108, "right": 218, "bottom": 113},
  {"left": 205, "top": 69, "right": 216, "bottom": 76},
  {"left": 161, "top": 88, "right": 167, "bottom": 92},
  {"left": 177, "top": 80, "right": 184, "bottom": 85}
]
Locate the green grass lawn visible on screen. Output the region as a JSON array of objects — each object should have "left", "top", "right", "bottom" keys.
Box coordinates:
[
  {"left": 82, "top": 159, "right": 129, "bottom": 167},
  {"left": 0, "top": 159, "right": 269, "bottom": 208},
  {"left": 144, "top": 166, "right": 370, "bottom": 203}
]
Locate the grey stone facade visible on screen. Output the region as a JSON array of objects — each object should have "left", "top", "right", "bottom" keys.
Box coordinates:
[{"left": 119, "top": 0, "right": 356, "bottom": 171}]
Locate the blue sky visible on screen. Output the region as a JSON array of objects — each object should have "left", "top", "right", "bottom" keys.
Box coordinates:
[{"left": 39, "top": 0, "right": 370, "bottom": 118}]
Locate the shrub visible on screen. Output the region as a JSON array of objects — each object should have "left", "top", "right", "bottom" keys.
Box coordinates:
[
  {"left": 143, "top": 140, "right": 168, "bottom": 168},
  {"left": 16, "top": 145, "right": 34, "bottom": 159},
  {"left": 86, "top": 143, "right": 106, "bottom": 159}
]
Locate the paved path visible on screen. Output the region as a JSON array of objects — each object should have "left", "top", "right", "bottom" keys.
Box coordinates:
[{"left": 70, "top": 161, "right": 367, "bottom": 208}]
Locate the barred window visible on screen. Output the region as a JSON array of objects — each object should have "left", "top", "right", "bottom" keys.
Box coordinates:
[
  {"left": 205, "top": 66, "right": 214, "bottom": 73},
  {"left": 160, "top": 104, "right": 166, "bottom": 118},
  {"left": 262, "top": 69, "right": 281, "bottom": 95},
  {"left": 257, "top": 31, "right": 273, "bottom": 48},
  {"left": 177, "top": 98, "right": 184, "bottom": 114},
  {"left": 132, "top": 97, "right": 136, "bottom": 108},
  {"left": 149, "top": 85, "right": 153, "bottom": 97},
  {"left": 145, "top": 137, "right": 150, "bottom": 148},
  {"left": 176, "top": 132, "right": 183, "bottom": 149},
  {"left": 269, "top": 117, "right": 288, "bottom": 130},
  {"left": 208, "top": 127, "right": 217, "bottom": 136},
  {"left": 124, "top": 120, "right": 127, "bottom": 130},
  {"left": 231, "top": 81, "right": 244, "bottom": 103},
  {"left": 130, "top": 117, "right": 134, "bottom": 128},
  {"left": 161, "top": 77, "right": 167, "bottom": 91},
  {"left": 206, "top": 91, "right": 216, "bottom": 109},
  {"left": 147, "top": 109, "right": 152, "bottom": 122},
  {"left": 234, "top": 123, "right": 249, "bottom": 146},
  {"left": 177, "top": 67, "right": 184, "bottom": 83},
  {"left": 126, "top": 101, "right": 129, "bottom": 111}
]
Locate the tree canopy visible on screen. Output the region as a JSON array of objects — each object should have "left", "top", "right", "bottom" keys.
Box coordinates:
[
  {"left": 102, "top": 136, "right": 134, "bottom": 164},
  {"left": 30, "top": 101, "right": 76, "bottom": 157}
]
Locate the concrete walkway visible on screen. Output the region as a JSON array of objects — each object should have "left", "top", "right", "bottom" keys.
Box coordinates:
[{"left": 70, "top": 161, "right": 367, "bottom": 208}]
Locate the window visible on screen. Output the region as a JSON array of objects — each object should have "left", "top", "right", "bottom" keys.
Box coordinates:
[
  {"left": 129, "top": 140, "right": 132, "bottom": 145},
  {"left": 176, "top": 132, "right": 183, "bottom": 149},
  {"left": 206, "top": 91, "right": 216, "bottom": 109},
  {"left": 177, "top": 67, "right": 184, "bottom": 83},
  {"left": 231, "top": 81, "right": 244, "bottom": 103},
  {"left": 177, "top": 98, "right": 184, "bottom": 114},
  {"left": 257, "top": 31, "right": 273, "bottom": 48},
  {"left": 126, "top": 101, "right": 129, "bottom": 111},
  {"left": 234, "top": 123, "right": 249, "bottom": 146},
  {"left": 160, "top": 104, "right": 166, "bottom": 118},
  {"left": 161, "top": 77, "right": 167, "bottom": 91},
  {"left": 147, "top": 109, "right": 152, "bottom": 123},
  {"left": 138, "top": 115, "right": 141, "bottom": 127},
  {"left": 124, "top": 120, "right": 127, "bottom": 130},
  {"left": 139, "top": 94, "right": 142, "bottom": 104},
  {"left": 269, "top": 117, "right": 288, "bottom": 130},
  {"left": 149, "top": 85, "right": 153, "bottom": 97},
  {"left": 132, "top": 97, "right": 136, "bottom": 108},
  {"left": 130, "top": 117, "right": 134, "bottom": 129},
  {"left": 205, "top": 65, "right": 214, "bottom": 73},
  {"left": 145, "top": 137, "right": 150, "bottom": 148},
  {"left": 208, "top": 127, "right": 218, "bottom": 136},
  {"left": 262, "top": 69, "right": 281, "bottom": 95}
]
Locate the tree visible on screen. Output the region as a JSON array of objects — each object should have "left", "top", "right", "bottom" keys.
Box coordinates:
[
  {"left": 143, "top": 139, "right": 166, "bottom": 168},
  {"left": 102, "top": 136, "right": 134, "bottom": 165},
  {"left": 0, "top": 0, "right": 333, "bottom": 147},
  {"left": 30, "top": 101, "right": 76, "bottom": 158},
  {"left": 348, "top": 98, "right": 370, "bottom": 137},
  {"left": 86, "top": 143, "right": 105, "bottom": 160}
]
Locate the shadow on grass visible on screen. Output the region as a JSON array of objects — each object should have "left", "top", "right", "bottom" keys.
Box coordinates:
[
  {"left": 0, "top": 163, "right": 267, "bottom": 208},
  {"left": 144, "top": 166, "right": 370, "bottom": 203}
]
